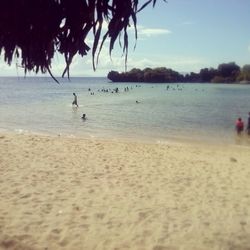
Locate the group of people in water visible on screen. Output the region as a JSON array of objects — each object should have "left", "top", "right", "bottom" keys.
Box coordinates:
[
  {"left": 74, "top": 92, "right": 250, "bottom": 135},
  {"left": 235, "top": 113, "right": 250, "bottom": 135},
  {"left": 72, "top": 90, "right": 140, "bottom": 120}
]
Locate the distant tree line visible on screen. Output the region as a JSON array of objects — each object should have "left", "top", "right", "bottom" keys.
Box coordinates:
[{"left": 107, "top": 62, "right": 250, "bottom": 83}]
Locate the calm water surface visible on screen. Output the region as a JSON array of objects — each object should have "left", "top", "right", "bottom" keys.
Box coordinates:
[{"left": 0, "top": 76, "right": 250, "bottom": 144}]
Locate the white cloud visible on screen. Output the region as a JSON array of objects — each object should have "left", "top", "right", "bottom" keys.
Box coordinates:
[
  {"left": 97, "top": 23, "right": 171, "bottom": 39},
  {"left": 163, "top": 57, "right": 207, "bottom": 73},
  {"left": 62, "top": 25, "right": 172, "bottom": 75},
  {"left": 100, "top": 22, "right": 171, "bottom": 37},
  {"left": 137, "top": 26, "right": 171, "bottom": 37},
  {"left": 180, "top": 21, "right": 194, "bottom": 26},
  {"left": 59, "top": 45, "right": 126, "bottom": 76},
  {"left": 127, "top": 58, "right": 159, "bottom": 69},
  {"left": 0, "top": 57, "right": 26, "bottom": 76},
  {"left": 124, "top": 55, "right": 207, "bottom": 73},
  {"left": 0, "top": 50, "right": 207, "bottom": 77}
]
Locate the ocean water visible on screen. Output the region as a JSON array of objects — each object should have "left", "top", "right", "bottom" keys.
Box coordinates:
[{"left": 0, "top": 76, "right": 250, "bottom": 144}]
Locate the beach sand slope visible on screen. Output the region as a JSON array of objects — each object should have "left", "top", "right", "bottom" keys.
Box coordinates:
[{"left": 0, "top": 133, "right": 250, "bottom": 250}]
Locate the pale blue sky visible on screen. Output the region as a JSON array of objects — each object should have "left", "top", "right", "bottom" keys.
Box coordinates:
[{"left": 0, "top": 0, "right": 249, "bottom": 77}]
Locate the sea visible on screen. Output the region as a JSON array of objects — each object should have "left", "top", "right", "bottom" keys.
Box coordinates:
[{"left": 0, "top": 76, "right": 250, "bottom": 145}]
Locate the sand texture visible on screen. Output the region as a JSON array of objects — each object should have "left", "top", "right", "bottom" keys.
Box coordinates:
[{"left": 0, "top": 133, "right": 250, "bottom": 250}]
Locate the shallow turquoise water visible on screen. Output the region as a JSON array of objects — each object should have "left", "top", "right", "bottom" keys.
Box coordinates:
[{"left": 0, "top": 76, "right": 250, "bottom": 144}]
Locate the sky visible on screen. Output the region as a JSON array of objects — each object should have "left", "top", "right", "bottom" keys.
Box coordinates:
[{"left": 0, "top": 0, "right": 250, "bottom": 77}]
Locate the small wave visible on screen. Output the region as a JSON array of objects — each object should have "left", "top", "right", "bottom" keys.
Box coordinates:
[
  {"left": 14, "top": 128, "right": 29, "bottom": 134},
  {"left": 156, "top": 140, "right": 170, "bottom": 144}
]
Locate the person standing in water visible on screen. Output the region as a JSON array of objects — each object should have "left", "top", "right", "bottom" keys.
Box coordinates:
[
  {"left": 72, "top": 93, "right": 78, "bottom": 107},
  {"left": 235, "top": 117, "right": 244, "bottom": 135},
  {"left": 246, "top": 112, "right": 250, "bottom": 135}
]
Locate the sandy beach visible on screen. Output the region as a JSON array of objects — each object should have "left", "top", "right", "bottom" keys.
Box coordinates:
[{"left": 0, "top": 132, "right": 250, "bottom": 250}]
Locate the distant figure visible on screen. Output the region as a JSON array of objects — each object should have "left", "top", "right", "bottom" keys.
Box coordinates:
[
  {"left": 72, "top": 93, "right": 78, "bottom": 107},
  {"left": 136, "top": 100, "right": 140, "bottom": 104},
  {"left": 247, "top": 112, "right": 250, "bottom": 135},
  {"left": 81, "top": 114, "right": 86, "bottom": 120},
  {"left": 235, "top": 117, "right": 244, "bottom": 135}
]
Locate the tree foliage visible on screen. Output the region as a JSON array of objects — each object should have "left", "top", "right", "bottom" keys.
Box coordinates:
[
  {"left": 216, "top": 62, "right": 240, "bottom": 82},
  {"left": 0, "top": 0, "right": 163, "bottom": 80},
  {"left": 108, "top": 67, "right": 184, "bottom": 83},
  {"left": 237, "top": 64, "right": 250, "bottom": 82},
  {"left": 107, "top": 62, "right": 246, "bottom": 83}
]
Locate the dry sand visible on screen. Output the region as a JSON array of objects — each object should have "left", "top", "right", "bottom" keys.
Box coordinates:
[{"left": 0, "top": 132, "right": 250, "bottom": 250}]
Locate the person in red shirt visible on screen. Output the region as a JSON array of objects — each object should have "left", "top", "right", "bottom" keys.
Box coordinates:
[{"left": 235, "top": 117, "right": 244, "bottom": 135}]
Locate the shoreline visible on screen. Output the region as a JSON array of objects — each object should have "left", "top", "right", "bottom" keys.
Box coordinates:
[
  {"left": 1, "top": 132, "right": 250, "bottom": 249},
  {"left": 1, "top": 126, "right": 250, "bottom": 148}
]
